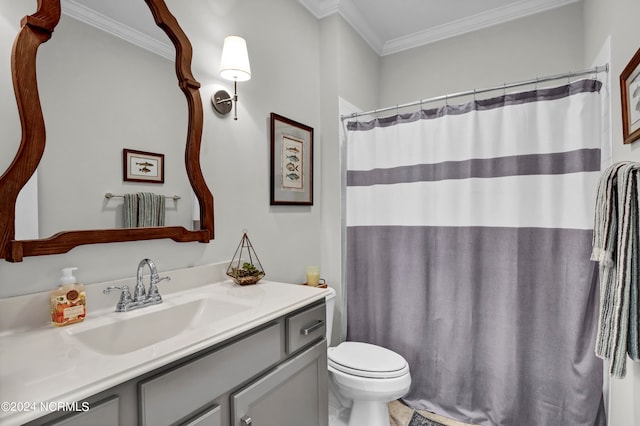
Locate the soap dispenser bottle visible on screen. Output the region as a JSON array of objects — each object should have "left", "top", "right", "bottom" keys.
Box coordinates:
[{"left": 50, "top": 267, "right": 86, "bottom": 327}]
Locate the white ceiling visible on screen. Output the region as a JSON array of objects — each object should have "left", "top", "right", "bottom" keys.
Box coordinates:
[
  {"left": 297, "top": 0, "right": 580, "bottom": 55},
  {"left": 60, "top": 0, "right": 580, "bottom": 59}
]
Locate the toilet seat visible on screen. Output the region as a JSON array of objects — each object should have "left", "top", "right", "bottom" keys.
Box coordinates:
[{"left": 328, "top": 342, "right": 409, "bottom": 379}]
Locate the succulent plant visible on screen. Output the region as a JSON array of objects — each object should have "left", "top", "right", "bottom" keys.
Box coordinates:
[{"left": 230, "top": 262, "right": 264, "bottom": 278}]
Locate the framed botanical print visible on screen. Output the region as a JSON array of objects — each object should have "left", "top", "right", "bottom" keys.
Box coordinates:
[
  {"left": 270, "top": 113, "right": 314, "bottom": 205},
  {"left": 620, "top": 47, "right": 640, "bottom": 144}
]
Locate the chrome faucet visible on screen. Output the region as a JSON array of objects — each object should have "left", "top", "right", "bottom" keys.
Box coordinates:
[
  {"left": 103, "top": 285, "right": 135, "bottom": 312},
  {"left": 137, "top": 258, "right": 171, "bottom": 306},
  {"left": 104, "top": 259, "right": 171, "bottom": 312}
]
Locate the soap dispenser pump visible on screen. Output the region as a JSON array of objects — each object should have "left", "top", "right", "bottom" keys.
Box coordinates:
[
  {"left": 51, "top": 267, "right": 86, "bottom": 326},
  {"left": 60, "top": 267, "right": 77, "bottom": 284}
]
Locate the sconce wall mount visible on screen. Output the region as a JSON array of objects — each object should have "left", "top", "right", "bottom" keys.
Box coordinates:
[{"left": 212, "top": 88, "right": 233, "bottom": 115}]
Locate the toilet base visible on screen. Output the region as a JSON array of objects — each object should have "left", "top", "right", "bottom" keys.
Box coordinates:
[
  {"left": 330, "top": 379, "right": 392, "bottom": 426},
  {"left": 329, "top": 396, "right": 391, "bottom": 426},
  {"left": 348, "top": 399, "right": 390, "bottom": 426}
]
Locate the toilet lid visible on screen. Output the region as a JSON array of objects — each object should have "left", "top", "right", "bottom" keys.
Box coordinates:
[{"left": 328, "top": 342, "right": 409, "bottom": 378}]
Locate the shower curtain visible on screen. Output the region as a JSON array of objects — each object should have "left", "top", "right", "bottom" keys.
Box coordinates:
[{"left": 344, "top": 79, "right": 606, "bottom": 426}]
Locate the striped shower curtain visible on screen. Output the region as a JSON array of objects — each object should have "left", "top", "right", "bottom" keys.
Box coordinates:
[{"left": 345, "top": 80, "right": 606, "bottom": 426}]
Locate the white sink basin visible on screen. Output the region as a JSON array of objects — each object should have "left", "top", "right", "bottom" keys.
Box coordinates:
[{"left": 69, "top": 297, "right": 251, "bottom": 355}]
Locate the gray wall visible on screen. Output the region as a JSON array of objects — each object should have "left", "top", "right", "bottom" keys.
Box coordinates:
[
  {"left": 379, "top": 3, "right": 585, "bottom": 107},
  {"left": 36, "top": 16, "right": 191, "bottom": 234},
  {"left": 0, "top": 0, "right": 324, "bottom": 296},
  {"left": 584, "top": 0, "right": 640, "bottom": 422},
  {"left": 318, "top": 14, "right": 380, "bottom": 343}
]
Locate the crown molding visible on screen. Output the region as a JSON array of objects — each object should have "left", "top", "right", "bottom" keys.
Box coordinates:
[
  {"left": 297, "top": 0, "right": 341, "bottom": 19},
  {"left": 299, "top": 0, "right": 580, "bottom": 57},
  {"left": 381, "top": 0, "right": 580, "bottom": 55},
  {"left": 60, "top": 0, "right": 174, "bottom": 60},
  {"left": 298, "top": 0, "right": 383, "bottom": 54},
  {"left": 337, "top": 0, "right": 384, "bottom": 54}
]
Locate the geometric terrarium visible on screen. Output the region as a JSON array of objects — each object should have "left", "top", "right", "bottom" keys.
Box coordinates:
[{"left": 226, "top": 230, "right": 265, "bottom": 285}]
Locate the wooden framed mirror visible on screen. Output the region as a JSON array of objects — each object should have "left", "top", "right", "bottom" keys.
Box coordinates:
[{"left": 0, "top": 0, "right": 214, "bottom": 262}]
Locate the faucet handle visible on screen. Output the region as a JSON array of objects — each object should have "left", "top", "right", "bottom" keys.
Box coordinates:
[
  {"left": 104, "top": 285, "right": 134, "bottom": 312},
  {"left": 147, "top": 275, "right": 170, "bottom": 305},
  {"left": 151, "top": 275, "right": 171, "bottom": 285}
]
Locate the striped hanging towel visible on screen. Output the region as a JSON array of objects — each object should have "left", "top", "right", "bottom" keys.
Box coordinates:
[
  {"left": 123, "top": 193, "right": 165, "bottom": 228},
  {"left": 138, "top": 192, "right": 165, "bottom": 227},
  {"left": 124, "top": 193, "right": 138, "bottom": 228},
  {"left": 591, "top": 161, "right": 640, "bottom": 378}
]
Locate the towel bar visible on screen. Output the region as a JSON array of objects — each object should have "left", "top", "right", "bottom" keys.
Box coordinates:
[{"left": 105, "top": 192, "right": 181, "bottom": 200}]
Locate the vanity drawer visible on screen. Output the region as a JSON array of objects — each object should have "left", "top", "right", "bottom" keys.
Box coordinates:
[
  {"left": 180, "top": 404, "right": 221, "bottom": 426},
  {"left": 47, "top": 396, "right": 119, "bottom": 426},
  {"left": 139, "top": 322, "right": 281, "bottom": 426},
  {"left": 286, "top": 302, "right": 326, "bottom": 354}
]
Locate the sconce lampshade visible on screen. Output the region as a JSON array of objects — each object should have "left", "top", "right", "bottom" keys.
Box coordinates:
[{"left": 219, "top": 36, "right": 251, "bottom": 82}]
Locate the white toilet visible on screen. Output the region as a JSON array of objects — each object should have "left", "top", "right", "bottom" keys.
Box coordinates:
[{"left": 324, "top": 287, "right": 411, "bottom": 426}]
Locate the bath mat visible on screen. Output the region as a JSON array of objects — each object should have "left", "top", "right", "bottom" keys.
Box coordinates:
[
  {"left": 408, "top": 411, "right": 446, "bottom": 426},
  {"left": 388, "top": 400, "right": 477, "bottom": 426}
]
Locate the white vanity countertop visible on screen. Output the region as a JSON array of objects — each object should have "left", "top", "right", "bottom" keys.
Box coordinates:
[{"left": 0, "top": 263, "right": 330, "bottom": 425}]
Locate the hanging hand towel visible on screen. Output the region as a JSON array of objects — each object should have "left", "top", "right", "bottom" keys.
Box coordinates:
[
  {"left": 123, "top": 193, "right": 165, "bottom": 228},
  {"left": 592, "top": 161, "right": 640, "bottom": 378},
  {"left": 124, "top": 193, "right": 138, "bottom": 228},
  {"left": 137, "top": 192, "right": 165, "bottom": 227}
]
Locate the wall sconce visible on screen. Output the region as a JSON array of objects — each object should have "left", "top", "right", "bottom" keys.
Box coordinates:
[{"left": 212, "top": 36, "right": 251, "bottom": 120}]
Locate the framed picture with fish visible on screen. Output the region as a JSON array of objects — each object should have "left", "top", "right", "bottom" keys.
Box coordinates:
[
  {"left": 621, "top": 47, "right": 640, "bottom": 144},
  {"left": 123, "top": 149, "right": 165, "bottom": 183},
  {"left": 270, "top": 113, "right": 314, "bottom": 205}
]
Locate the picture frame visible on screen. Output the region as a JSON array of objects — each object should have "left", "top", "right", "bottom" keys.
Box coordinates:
[
  {"left": 270, "top": 113, "right": 314, "bottom": 205},
  {"left": 620, "top": 47, "right": 640, "bottom": 144},
  {"left": 123, "top": 149, "right": 164, "bottom": 183}
]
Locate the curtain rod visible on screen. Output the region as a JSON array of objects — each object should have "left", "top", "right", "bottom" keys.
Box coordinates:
[{"left": 341, "top": 64, "right": 608, "bottom": 121}]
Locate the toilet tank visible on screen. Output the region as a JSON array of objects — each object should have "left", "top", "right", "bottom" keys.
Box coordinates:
[{"left": 325, "top": 287, "right": 336, "bottom": 346}]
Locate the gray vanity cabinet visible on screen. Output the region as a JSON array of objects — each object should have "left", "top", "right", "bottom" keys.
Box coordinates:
[
  {"left": 45, "top": 396, "right": 120, "bottom": 426},
  {"left": 179, "top": 404, "right": 222, "bottom": 426},
  {"left": 139, "top": 322, "right": 283, "bottom": 426},
  {"left": 27, "top": 300, "right": 327, "bottom": 426},
  {"left": 231, "top": 340, "right": 328, "bottom": 426}
]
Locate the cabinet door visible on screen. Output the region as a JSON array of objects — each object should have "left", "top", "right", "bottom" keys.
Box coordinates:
[
  {"left": 179, "top": 404, "right": 221, "bottom": 426},
  {"left": 232, "top": 340, "right": 327, "bottom": 426},
  {"left": 47, "top": 396, "right": 118, "bottom": 426}
]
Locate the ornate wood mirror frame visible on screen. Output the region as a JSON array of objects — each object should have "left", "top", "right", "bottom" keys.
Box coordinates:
[{"left": 0, "top": 0, "right": 214, "bottom": 262}]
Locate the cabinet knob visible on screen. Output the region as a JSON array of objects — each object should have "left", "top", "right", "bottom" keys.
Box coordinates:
[{"left": 241, "top": 415, "right": 253, "bottom": 425}]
